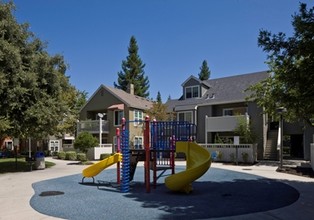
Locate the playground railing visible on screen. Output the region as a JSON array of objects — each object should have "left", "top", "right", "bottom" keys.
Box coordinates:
[{"left": 199, "top": 143, "right": 257, "bottom": 164}]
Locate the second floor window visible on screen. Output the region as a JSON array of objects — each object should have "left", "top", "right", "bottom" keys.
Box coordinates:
[
  {"left": 134, "top": 110, "right": 143, "bottom": 126},
  {"left": 178, "top": 111, "right": 193, "bottom": 123},
  {"left": 185, "top": 86, "right": 199, "bottom": 99},
  {"left": 114, "top": 110, "right": 124, "bottom": 126}
]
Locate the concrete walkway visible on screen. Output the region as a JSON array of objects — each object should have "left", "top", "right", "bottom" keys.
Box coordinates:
[{"left": 0, "top": 158, "right": 313, "bottom": 220}]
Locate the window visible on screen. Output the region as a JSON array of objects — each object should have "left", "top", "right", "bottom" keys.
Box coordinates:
[
  {"left": 185, "top": 86, "right": 199, "bottom": 99},
  {"left": 49, "top": 140, "right": 60, "bottom": 152},
  {"left": 134, "top": 136, "right": 143, "bottom": 149},
  {"left": 223, "top": 107, "right": 247, "bottom": 116},
  {"left": 114, "top": 110, "right": 124, "bottom": 126},
  {"left": 178, "top": 111, "right": 193, "bottom": 123},
  {"left": 134, "top": 110, "right": 143, "bottom": 126},
  {"left": 5, "top": 141, "right": 13, "bottom": 150},
  {"left": 223, "top": 108, "right": 234, "bottom": 116}
]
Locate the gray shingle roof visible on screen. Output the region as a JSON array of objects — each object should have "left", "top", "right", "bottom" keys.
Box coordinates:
[{"left": 166, "top": 71, "right": 269, "bottom": 111}]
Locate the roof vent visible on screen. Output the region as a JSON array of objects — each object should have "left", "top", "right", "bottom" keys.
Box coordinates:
[{"left": 206, "top": 93, "right": 215, "bottom": 99}]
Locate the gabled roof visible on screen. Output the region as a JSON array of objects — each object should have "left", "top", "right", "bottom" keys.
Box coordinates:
[
  {"left": 81, "top": 85, "right": 153, "bottom": 112},
  {"left": 181, "top": 75, "right": 211, "bottom": 88},
  {"left": 181, "top": 75, "right": 200, "bottom": 86},
  {"left": 104, "top": 85, "right": 153, "bottom": 110},
  {"left": 166, "top": 71, "right": 269, "bottom": 111}
]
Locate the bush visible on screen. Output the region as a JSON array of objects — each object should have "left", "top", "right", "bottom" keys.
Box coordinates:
[
  {"left": 100, "top": 153, "right": 112, "bottom": 160},
  {"left": 65, "top": 151, "right": 77, "bottom": 160},
  {"left": 58, "top": 151, "right": 66, "bottom": 160},
  {"left": 44, "top": 150, "right": 51, "bottom": 157},
  {"left": 229, "top": 153, "right": 235, "bottom": 163},
  {"left": 217, "top": 151, "right": 223, "bottom": 160},
  {"left": 74, "top": 131, "right": 99, "bottom": 153},
  {"left": 51, "top": 151, "right": 58, "bottom": 158},
  {"left": 242, "top": 152, "right": 249, "bottom": 163},
  {"left": 77, "top": 153, "right": 87, "bottom": 162}
]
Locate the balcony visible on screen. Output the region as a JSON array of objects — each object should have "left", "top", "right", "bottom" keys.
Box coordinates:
[
  {"left": 205, "top": 114, "right": 249, "bottom": 132},
  {"left": 77, "top": 120, "right": 109, "bottom": 134}
]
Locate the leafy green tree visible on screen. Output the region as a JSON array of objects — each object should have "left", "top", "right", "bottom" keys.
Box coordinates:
[
  {"left": 198, "top": 60, "right": 211, "bottom": 80},
  {"left": 74, "top": 131, "right": 99, "bottom": 153},
  {"left": 234, "top": 116, "right": 257, "bottom": 143},
  {"left": 248, "top": 3, "right": 314, "bottom": 125},
  {"left": 0, "top": 2, "right": 81, "bottom": 139},
  {"left": 145, "top": 102, "right": 169, "bottom": 121},
  {"left": 57, "top": 90, "right": 88, "bottom": 136},
  {"left": 114, "top": 36, "right": 150, "bottom": 98}
]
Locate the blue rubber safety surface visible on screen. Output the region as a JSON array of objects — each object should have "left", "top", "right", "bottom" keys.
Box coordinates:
[{"left": 30, "top": 166, "right": 299, "bottom": 220}]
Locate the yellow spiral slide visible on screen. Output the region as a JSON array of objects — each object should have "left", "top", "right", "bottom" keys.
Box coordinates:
[
  {"left": 165, "top": 142, "right": 211, "bottom": 193},
  {"left": 82, "top": 153, "right": 122, "bottom": 183}
]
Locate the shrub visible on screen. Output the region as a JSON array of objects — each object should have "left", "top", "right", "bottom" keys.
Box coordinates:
[
  {"left": 77, "top": 153, "right": 87, "bottom": 162},
  {"left": 242, "top": 152, "right": 249, "bottom": 163},
  {"left": 229, "top": 153, "right": 235, "bottom": 163},
  {"left": 44, "top": 150, "right": 51, "bottom": 157},
  {"left": 58, "top": 151, "right": 66, "bottom": 160},
  {"left": 217, "top": 151, "right": 223, "bottom": 160},
  {"left": 74, "top": 131, "right": 99, "bottom": 153},
  {"left": 51, "top": 151, "right": 58, "bottom": 157},
  {"left": 65, "top": 151, "right": 77, "bottom": 160}
]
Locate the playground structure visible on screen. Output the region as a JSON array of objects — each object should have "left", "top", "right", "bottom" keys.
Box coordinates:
[{"left": 82, "top": 116, "right": 211, "bottom": 193}]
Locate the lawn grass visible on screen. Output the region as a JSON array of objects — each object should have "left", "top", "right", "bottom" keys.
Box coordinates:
[{"left": 0, "top": 157, "right": 55, "bottom": 174}]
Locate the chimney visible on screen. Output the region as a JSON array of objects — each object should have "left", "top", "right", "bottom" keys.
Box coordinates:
[{"left": 127, "top": 83, "right": 134, "bottom": 95}]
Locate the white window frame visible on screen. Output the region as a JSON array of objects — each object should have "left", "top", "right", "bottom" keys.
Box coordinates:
[
  {"left": 185, "top": 85, "right": 199, "bottom": 99},
  {"left": 177, "top": 111, "right": 193, "bottom": 123},
  {"left": 134, "top": 136, "right": 143, "bottom": 149},
  {"left": 5, "top": 141, "right": 13, "bottom": 150},
  {"left": 114, "top": 110, "right": 124, "bottom": 126},
  {"left": 223, "top": 108, "right": 234, "bottom": 116},
  {"left": 134, "top": 109, "right": 143, "bottom": 126},
  {"left": 49, "top": 140, "right": 60, "bottom": 152}
]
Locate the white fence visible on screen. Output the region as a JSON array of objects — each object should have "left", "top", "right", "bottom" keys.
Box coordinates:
[
  {"left": 87, "top": 144, "right": 113, "bottom": 160},
  {"left": 199, "top": 143, "right": 257, "bottom": 164}
]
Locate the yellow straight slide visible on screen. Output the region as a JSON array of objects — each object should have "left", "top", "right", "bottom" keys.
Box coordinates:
[
  {"left": 82, "top": 153, "right": 122, "bottom": 178},
  {"left": 165, "top": 142, "right": 211, "bottom": 193}
]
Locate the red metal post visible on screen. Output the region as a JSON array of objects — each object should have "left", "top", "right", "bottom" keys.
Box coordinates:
[
  {"left": 152, "top": 119, "right": 157, "bottom": 189},
  {"left": 171, "top": 135, "right": 176, "bottom": 174},
  {"left": 144, "top": 115, "right": 150, "bottom": 193}
]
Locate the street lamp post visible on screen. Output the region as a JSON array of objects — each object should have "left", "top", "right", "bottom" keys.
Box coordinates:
[
  {"left": 98, "top": 113, "right": 104, "bottom": 147},
  {"left": 276, "top": 107, "right": 287, "bottom": 170}
]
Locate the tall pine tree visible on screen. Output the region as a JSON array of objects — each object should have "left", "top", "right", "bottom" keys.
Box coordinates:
[
  {"left": 198, "top": 60, "right": 211, "bottom": 80},
  {"left": 114, "top": 36, "right": 150, "bottom": 98},
  {"left": 156, "top": 91, "right": 162, "bottom": 103}
]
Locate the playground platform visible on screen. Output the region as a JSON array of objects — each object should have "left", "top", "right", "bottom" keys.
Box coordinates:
[{"left": 0, "top": 157, "right": 314, "bottom": 220}]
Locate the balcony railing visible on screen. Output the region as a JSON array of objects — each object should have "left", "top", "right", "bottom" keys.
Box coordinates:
[
  {"left": 205, "top": 114, "right": 249, "bottom": 132},
  {"left": 77, "top": 120, "right": 109, "bottom": 134}
]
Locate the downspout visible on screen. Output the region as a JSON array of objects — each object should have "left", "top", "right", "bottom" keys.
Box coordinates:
[
  {"left": 194, "top": 105, "right": 198, "bottom": 126},
  {"left": 194, "top": 105, "right": 198, "bottom": 142},
  {"left": 205, "top": 115, "right": 208, "bottom": 146}
]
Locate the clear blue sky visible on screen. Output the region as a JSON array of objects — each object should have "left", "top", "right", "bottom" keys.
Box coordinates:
[{"left": 11, "top": 0, "right": 313, "bottom": 101}]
